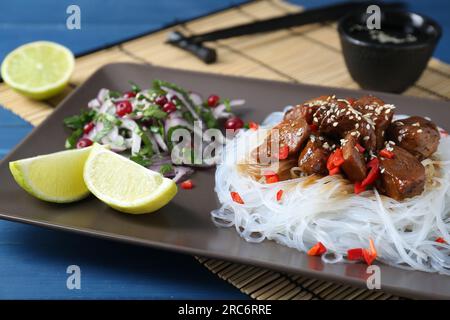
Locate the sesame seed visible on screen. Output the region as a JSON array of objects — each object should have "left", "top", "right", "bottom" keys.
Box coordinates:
[
  {"left": 333, "top": 122, "right": 338, "bottom": 127},
  {"left": 417, "top": 129, "right": 423, "bottom": 133}
]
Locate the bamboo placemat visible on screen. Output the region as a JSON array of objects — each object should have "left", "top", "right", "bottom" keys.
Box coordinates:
[{"left": 1, "top": 0, "right": 449, "bottom": 299}]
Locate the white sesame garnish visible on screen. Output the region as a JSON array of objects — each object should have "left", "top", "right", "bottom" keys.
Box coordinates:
[
  {"left": 333, "top": 122, "right": 338, "bottom": 127},
  {"left": 417, "top": 129, "right": 423, "bottom": 133}
]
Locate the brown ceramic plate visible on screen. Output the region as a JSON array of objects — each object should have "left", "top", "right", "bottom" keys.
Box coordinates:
[{"left": 1, "top": 63, "right": 449, "bottom": 299}]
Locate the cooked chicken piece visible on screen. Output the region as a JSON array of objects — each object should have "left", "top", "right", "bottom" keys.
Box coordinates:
[
  {"left": 353, "top": 95, "right": 395, "bottom": 150},
  {"left": 377, "top": 146, "right": 425, "bottom": 200},
  {"left": 284, "top": 95, "right": 332, "bottom": 124},
  {"left": 312, "top": 99, "right": 377, "bottom": 151},
  {"left": 298, "top": 135, "right": 332, "bottom": 175},
  {"left": 386, "top": 116, "right": 440, "bottom": 160},
  {"left": 254, "top": 118, "right": 311, "bottom": 163},
  {"left": 341, "top": 133, "right": 367, "bottom": 182}
]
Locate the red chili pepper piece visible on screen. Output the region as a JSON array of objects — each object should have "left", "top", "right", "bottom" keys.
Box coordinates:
[
  {"left": 265, "top": 174, "right": 279, "bottom": 184},
  {"left": 231, "top": 191, "right": 244, "bottom": 204},
  {"left": 356, "top": 143, "right": 365, "bottom": 153},
  {"left": 248, "top": 121, "right": 259, "bottom": 131},
  {"left": 180, "top": 180, "right": 194, "bottom": 190},
  {"left": 363, "top": 249, "right": 376, "bottom": 265},
  {"left": 277, "top": 145, "right": 289, "bottom": 160},
  {"left": 346, "top": 97, "right": 356, "bottom": 106},
  {"left": 361, "top": 157, "right": 380, "bottom": 187},
  {"left": 379, "top": 148, "right": 395, "bottom": 159},
  {"left": 307, "top": 242, "right": 327, "bottom": 256},
  {"left": 276, "top": 190, "right": 283, "bottom": 201},
  {"left": 309, "top": 124, "right": 318, "bottom": 132},
  {"left": 327, "top": 148, "right": 344, "bottom": 173},
  {"left": 354, "top": 181, "right": 366, "bottom": 194},
  {"left": 436, "top": 237, "right": 447, "bottom": 244},
  {"left": 329, "top": 167, "right": 340, "bottom": 176},
  {"left": 347, "top": 248, "right": 364, "bottom": 260}
]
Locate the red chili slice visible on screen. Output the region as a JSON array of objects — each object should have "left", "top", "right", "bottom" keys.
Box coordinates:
[
  {"left": 307, "top": 242, "right": 327, "bottom": 256},
  {"left": 436, "top": 237, "right": 447, "bottom": 244},
  {"left": 347, "top": 248, "right": 364, "bottom": 260},
  {"left": 379, "top": 148, "right": 395, "bottom": 159},
  {"left": 361, "top": 158, "right": 380, "bottom": 188},
  {"left": 248, "top": 121, "right": 259, "bottom": 131},
  {"left": 363, "top": 249, "right": 377, "bottom": 265},
  {"left": 265, "top": 174, "right": 279, "bottom": 184},
  {"left": 277, "top": 145, "right": 289, "bottom": 160},
  {"left": 356, "top": 143, "right": 365, "bottom": 153},
  {"left": 327, "top": 148, "right": 344, "bottom": 174},
  {"left": 329, "top": 167, "right": 340, "bottom": 176},
  {"left": 309, "top": 124, "right": 318, "bottom": 132},
  {"left": 276, "top": 190, "right": 283, "bottom": 201},
  {"left": 354, "top": 181, "right": 366, "bottom": 194},
  {"left": 180, "top": 180, "right": 194, "bottom": 190},
  {"left": 231, "top": 191, "right": 244, "bottom": 204}
]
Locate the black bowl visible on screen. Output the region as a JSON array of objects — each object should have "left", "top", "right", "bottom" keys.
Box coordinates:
[{"left": 338, "top": 10, "right": 441, "bottom": 93}]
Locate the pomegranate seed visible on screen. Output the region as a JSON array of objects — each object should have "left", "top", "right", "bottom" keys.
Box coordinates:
[
  {"left": 276, "top": 190, "right": 283, "bottom": 201},
  {"left": 207, "top": 94, "right": 220, "bottom": 107},
  {"left": 123, "top": 91, "right": 136, "bottom": 99},
  {"left": 225, "top": 117, "right": 244, "bottom": 131},
  {"left": 83, "top": 122, "right": 94, "bottom": 134},
  {"left": 155, "top": 95, "right": 168, "bottom": 106},
  {"left": 163, "top": 102, "right": 177, "bottom": 114},
  {"left": 115, "top": 100, "right": 133, "bottom": 117},
  {"left": 76, "top": 138, "right": 93, "bottom": 149},
  {"left": 180, "top": 180, "right": 194, "bottom": 190}
]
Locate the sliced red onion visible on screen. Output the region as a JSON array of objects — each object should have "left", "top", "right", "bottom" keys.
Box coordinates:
[
  {"left": 131, "top": 131, "right": 141, "bottom": 155},
  {"left": 121, "top": 118, "right": 138, "bottom": 131},
  {"left": 161, "top": 86, "right": 202, "bottom": 123},
  {"left": 97, "top": 88, "right": 109, "bottom": 103},
  {"left": 154, "top": 133, "right": 168, "bottom": 152},
  {"left": 212, "top": 104, "right": 232, "bottom": 119},
  {"left": 189, "top": 92, "right": 203, "bottom": 106},
  {"left": 230, "top": 99, "right": 245, "bottom": 107},
  {"left": 149, "top": 134, "right": 160, "bottom": 155},
  {"left": 172, "top": 166, "right": 194, "bottom": 183},
  {"left": 88, "top": 99, "right": 101, "bottom": 108},
  {"left": 164, "top": 111, "right": 193, "bottom": 134}
]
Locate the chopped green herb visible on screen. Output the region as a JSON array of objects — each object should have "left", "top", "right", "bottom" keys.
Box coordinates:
[
  {"left": 142, "top": 105, "right": 167, "bottom": 120},
  {"left": 223, "top": 98, "right": 232, "bottom": 113},
  {"left": 128, "top": 81, "right": 141, "bottom": 93},
  {"left": 159, "top": 164, "right": 173, "bottom": 175},
  {"left": 129, "top": 154, "right": 151, "bottom": 167},
  {"left": 108, "top": 90, "right": 122, "bottom": 99},
  {"left": 63, "top": 110, "right": 96, "bottom": 130},
  {"left": 64, "top": 128, "right": 83, "bottom": 149}
]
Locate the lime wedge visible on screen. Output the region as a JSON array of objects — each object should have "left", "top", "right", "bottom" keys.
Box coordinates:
[
  {"left": 9, "top": 147, "right": 92, "bottom": 203},
  {"left": 1, "top": 41, "right": 74, "bottom": 100},
  {"left": 83, "top": 145, "right": 177, "bottom": 214}
]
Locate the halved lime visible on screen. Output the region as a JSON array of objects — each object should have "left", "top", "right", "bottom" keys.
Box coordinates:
[
  {"left": 9, "top": 147, "right": 92, "bottom": 203},
  {"left": 1, "top": 41, "right": 74, "bottom": 100},
  {"left": 83, "top": 145, "right": 177, "bottom": 214}
]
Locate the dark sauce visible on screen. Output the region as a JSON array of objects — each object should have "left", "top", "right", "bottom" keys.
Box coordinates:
[{"left": 348, "top": 23, "right": 430, "bottom": 46}]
